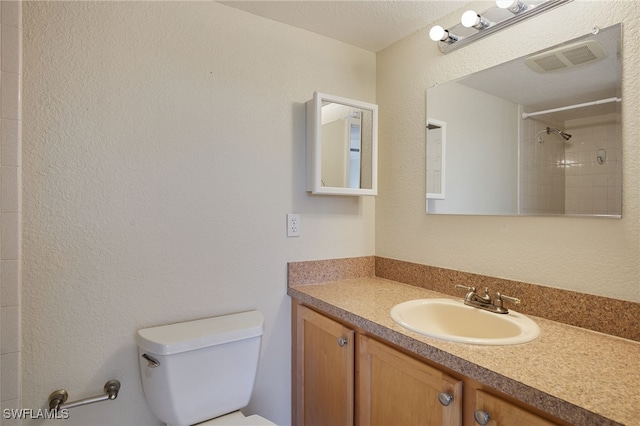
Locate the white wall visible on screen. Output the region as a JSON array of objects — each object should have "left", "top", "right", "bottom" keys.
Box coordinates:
[
  {"left": 377, "top": 0, "right": 640, "bottom": 302},
  {"left": 22, "top": 2, "right": 375, "bottom": 425},
  {"left": 426, "top": 82, "right": 519, "bottom": 215}
]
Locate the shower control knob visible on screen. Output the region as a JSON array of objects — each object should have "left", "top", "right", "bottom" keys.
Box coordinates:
[
  {"left": 337, "top": 337, "right": 348, "bottom": 347},
  {"left": 474, "top": 409, "right": 491, "bottom": 425}
]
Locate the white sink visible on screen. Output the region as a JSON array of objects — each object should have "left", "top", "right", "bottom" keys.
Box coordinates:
[{"left": 390, "top": 298, "right": 540, "bottom": 345}]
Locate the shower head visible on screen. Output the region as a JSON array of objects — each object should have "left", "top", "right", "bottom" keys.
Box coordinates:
[{"left": 546, "top": 127, "right": 572, "bottom": 141}]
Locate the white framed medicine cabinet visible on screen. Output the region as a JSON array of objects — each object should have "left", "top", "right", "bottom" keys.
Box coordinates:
[{"left": 306, "top": 92, "right": 378, "bottom": 196}]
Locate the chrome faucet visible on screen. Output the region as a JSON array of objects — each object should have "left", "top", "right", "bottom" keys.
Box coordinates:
[{"left": 455, "top": 285, "right": 521, "bottom": 314}]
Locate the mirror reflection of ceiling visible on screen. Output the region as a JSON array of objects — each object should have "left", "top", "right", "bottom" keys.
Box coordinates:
[
  {"left": 218, "top": 1, "right": 473, "bottom": 52},
  {"left": 458, "top": 26, "right": 621, "bottom": 120}
]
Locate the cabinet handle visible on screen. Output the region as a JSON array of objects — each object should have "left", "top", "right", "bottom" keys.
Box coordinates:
[
  {"left": 437, "top": 392, "right": 453, "bottom": 406},
  {"left": 337, "top": 337, "right": 348, "bottom": 347},
  {"left": 474, "top": 410, "right": 491, "bottom": 425}
]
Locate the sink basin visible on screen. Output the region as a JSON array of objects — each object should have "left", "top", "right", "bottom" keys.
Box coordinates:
[{"left": 390, "top": 298, "right": 540, "bottom": 345}]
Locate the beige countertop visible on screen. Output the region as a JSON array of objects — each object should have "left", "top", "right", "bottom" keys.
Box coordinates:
[{"left": 288, "top": 277, "right": 640, "bottom": 426}]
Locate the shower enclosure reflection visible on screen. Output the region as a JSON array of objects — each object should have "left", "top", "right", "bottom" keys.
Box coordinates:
[
  {"left": 426, "top": 24, "right": 622, "bottom": 217},
  {"left": 538, "top": 127, "right": 572, "bottom": 142}
]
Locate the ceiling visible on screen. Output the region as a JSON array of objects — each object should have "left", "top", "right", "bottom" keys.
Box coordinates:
[
  {"left": 218, "top": 1, "right": 472, "bottom": 52},
  {"left": 457, "top": 23, "right": 621, "bottom": 119},
  {"left": 217, "top": 1, "right": 621, "bottom": 120}
]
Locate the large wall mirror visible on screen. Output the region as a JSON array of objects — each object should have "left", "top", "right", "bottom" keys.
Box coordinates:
[
  {"left": 307, "top": 92, "right": 378, "bottom": 196},
  {"left": 426, "top": 24, "right": 622, "bottom": 217}
]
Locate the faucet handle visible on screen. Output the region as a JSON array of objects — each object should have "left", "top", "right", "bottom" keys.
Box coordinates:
[
  {"left": 493, "top": 292, "right": 521, "bottom": 313},
  {"left": 455, "top": 284, "right": 476, "bottom": 293},
  {"left": 498, "top": 293, "right": 521, "bottom": 305}
]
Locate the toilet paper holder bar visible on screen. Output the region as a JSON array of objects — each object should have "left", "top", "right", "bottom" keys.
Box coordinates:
[{"left": 48, "top": 379, "right": 121, "bottom": 411}]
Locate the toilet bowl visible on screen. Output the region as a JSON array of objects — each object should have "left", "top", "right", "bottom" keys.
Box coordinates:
[
  {"left": 135, "top": 311, "right": 276, "bottom": 426},
  {"left": 200, "top": 411, "right": 275, "bottom": 425}
]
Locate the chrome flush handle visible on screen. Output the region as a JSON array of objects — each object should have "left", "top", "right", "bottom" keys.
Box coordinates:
[{"left": 142, "top": 353, "right": 160, "bottom": 368}]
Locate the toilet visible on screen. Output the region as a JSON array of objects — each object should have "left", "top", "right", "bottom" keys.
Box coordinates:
[{"left": 135, "top": 310, "right": 276, "bottom": 426}]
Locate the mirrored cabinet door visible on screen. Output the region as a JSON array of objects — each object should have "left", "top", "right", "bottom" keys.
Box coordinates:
[{"left": 306, "top": 92, "right": 378, "bottom": 196}]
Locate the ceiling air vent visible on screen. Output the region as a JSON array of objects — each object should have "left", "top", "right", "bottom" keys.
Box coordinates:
[{"left": 525, "top": 40, "right": 607, "bottom": 73}]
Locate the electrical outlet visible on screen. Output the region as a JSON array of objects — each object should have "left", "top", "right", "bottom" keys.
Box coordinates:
[{"left": 287, "top": 213, "right": 300, "bottom": 237}]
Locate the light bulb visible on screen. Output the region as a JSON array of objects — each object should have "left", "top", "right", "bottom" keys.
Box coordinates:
[
  {"left": 461, "top": 10, "right": 480, "bottom": 27},
  {"left": 496, "top": 0, "right": 528, "bottom": 13},
  {"left": 429, "top": 26, "right": 446, "bottom": 42},
  {"left": 496, "top": 0, "right": 516, "bottom": 8},
  {"left": 429, "top": 25, "right": 458, "bottom": 44},
  {"left": 461, "top": 10, "right": 492, "bottom": 29}
]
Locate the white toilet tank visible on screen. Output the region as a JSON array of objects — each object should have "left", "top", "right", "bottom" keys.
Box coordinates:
[{"left": 136, "top": 310, "right": 264, "bottom": 426}]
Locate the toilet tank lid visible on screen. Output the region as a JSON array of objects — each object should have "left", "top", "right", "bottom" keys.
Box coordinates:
[{"left": 136, "top": 310, "right": 264, "bottom": 355}]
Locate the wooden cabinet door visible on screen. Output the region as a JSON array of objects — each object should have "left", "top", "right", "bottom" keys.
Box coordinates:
[
  {"left": 356, "top": 334, "right": 462, "bottom": 426},
  {"left": 474, "top": 390, "right": 560, "bottom": 426},
  {"left": 294, "top": 304, "right": 355, "bottom": 426}
]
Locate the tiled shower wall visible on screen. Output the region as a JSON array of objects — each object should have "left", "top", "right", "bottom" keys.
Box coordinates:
[
  {"left": 1, "top": 0, "right": 22, "bottom": 416},
  {"left": 519, "top": 110, "right": 621, "bottom": 216},
  {"left": 520, "top": 116, "right": 566, "bottom": 214},
  {"left": 565, "top": 113, "right": 621, "bottom": 215}
]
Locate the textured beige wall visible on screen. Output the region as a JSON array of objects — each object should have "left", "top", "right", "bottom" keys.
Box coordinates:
[
  {"left": 376, "top": 0, "right": 639, "bottom": 302},
  {"left": 22, "top": 2, "right": 375, "bottom": 425}
]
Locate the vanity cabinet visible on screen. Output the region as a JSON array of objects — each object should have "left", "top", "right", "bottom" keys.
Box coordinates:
[
  {"left": 292, "top": 302, "right": 566, "bottom": 426},
  {"left": 294, "top": 303, "right": 354, "bottom": 425},
  {"left": 357, "top": 334, "right": 462, "bottom": 425},
  {"left": 293, "top": 303, "right": 461, "bottom": 426}
]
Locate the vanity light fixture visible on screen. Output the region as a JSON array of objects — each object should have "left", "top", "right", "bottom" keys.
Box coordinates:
[
  {"left": 461, "top": 10, "right": 492, "bottom": 30},
  {"left": 496, "top": 0, "right": 529, "bottom": 14},
  {"left": 429, "top": 0, "right": 573, "bottom": 53},
  {"left": 429, "top": 25, "right": 459, "bottom": 44}
]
